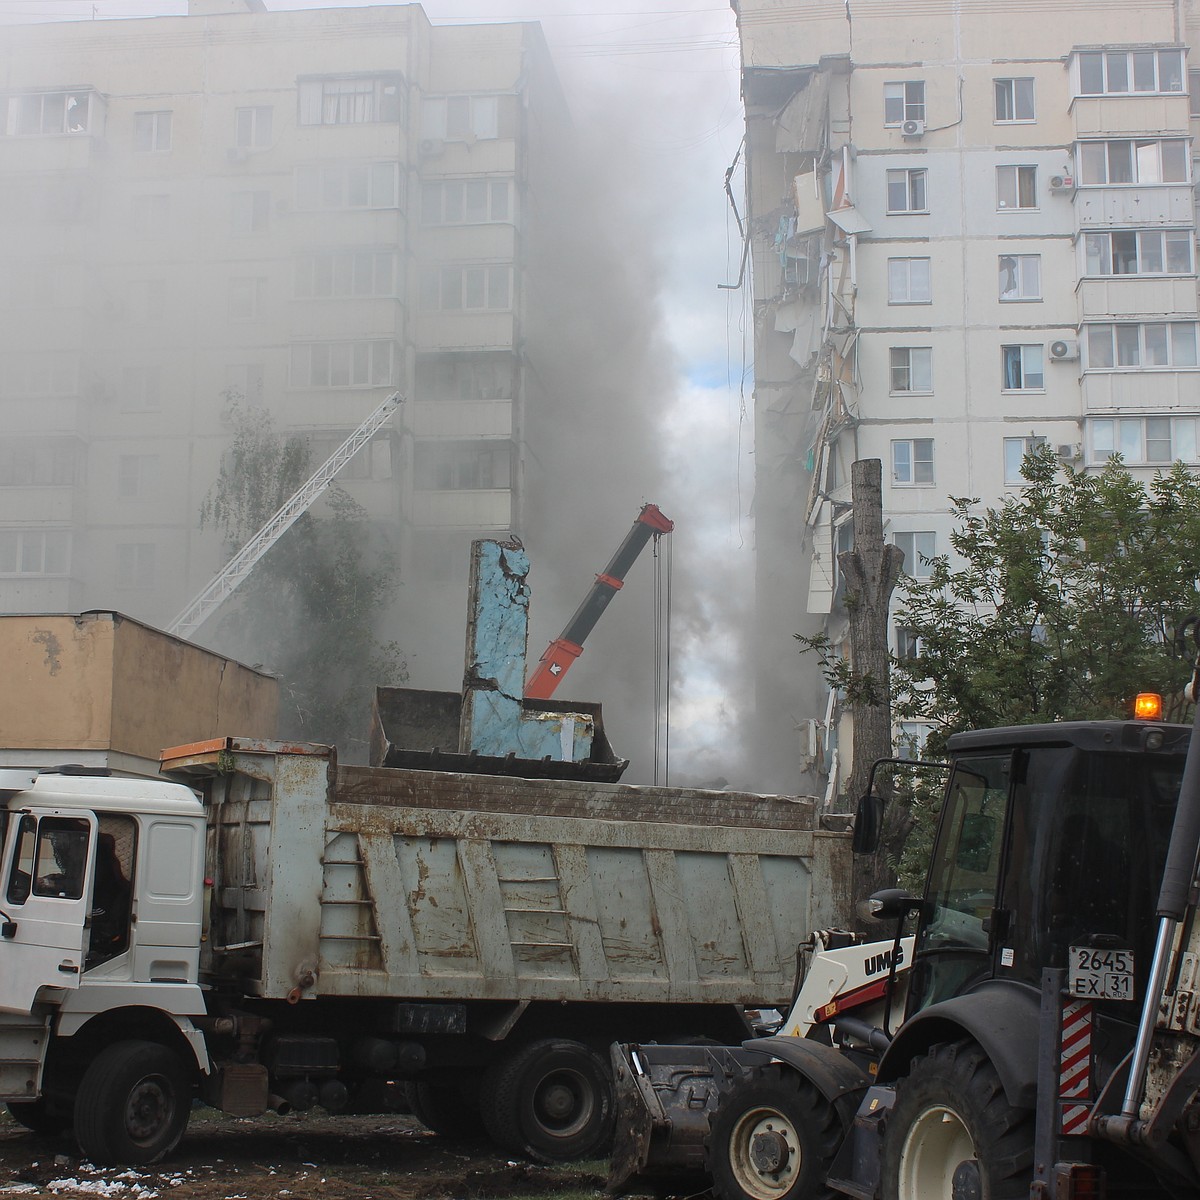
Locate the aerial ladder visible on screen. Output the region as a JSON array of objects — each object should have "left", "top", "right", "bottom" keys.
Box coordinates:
[
  {"left": 168, "top": 391, "right": 402, "bottom": 641},
  {"left": 524, "top": 503, "right": 674, "bottom": 700}
]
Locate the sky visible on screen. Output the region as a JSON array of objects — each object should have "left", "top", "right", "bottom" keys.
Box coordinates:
[{"left": 2, "top": 0, "right": 762, "bottom": 789}]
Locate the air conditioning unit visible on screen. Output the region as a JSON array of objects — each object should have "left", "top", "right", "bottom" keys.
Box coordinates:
[
  {"left": 1056, "top": 443, "right": 1082, "bottom": 462},
  {"left": 419, "top": 138, "right": 445, "bottom": 158},
  {"left": 900, "top": 118, "right": 926, "bottom": 139},
  {"left": 1049, "top": 174, "right": 1075, "bottom": 192},
  {"left": 1048, "top": 338, "right": 1080, "bottom": 361}
]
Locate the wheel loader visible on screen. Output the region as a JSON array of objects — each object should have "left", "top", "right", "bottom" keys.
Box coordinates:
[{"left": 610, "top": 669, "right": 1200, "bottom": 1198}]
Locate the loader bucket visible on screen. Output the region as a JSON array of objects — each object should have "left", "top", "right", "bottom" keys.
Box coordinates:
[{"left": 607, "top": 1042, "right": 755, "bottom": 1196}]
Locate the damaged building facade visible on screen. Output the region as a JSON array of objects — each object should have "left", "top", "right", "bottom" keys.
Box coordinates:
[{"left": 733, "top": 0, "right": 1200, "bottom": 800}]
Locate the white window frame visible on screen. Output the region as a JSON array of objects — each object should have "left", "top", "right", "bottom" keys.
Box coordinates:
[
  {"left": 294, "top": 249, "right": 400, "bottom": 300},
  {"left": 3, "top": 90, "right": 93, "bottom": 136},
  {"left": 893, "top": 530, "right": 936, "bottom": 577},
  {"left": 235, "top": 106, "right": 273, "bottom": 149},
  {"left": 295, "top": 163, "right": 400, "bottom": 212},
  {"left": 418, "top": 265, "right": 514, "bottom": 313},
  {"left": 884, "top": 81, "right": 925, "bottom": 126},
  {"left": 1003, "top": 435, "right": 1047, "bottom": 484},
  {"left": 999, "top": 254, "right": 1042, "bottom": 301},
  {"left": 1085, "top": 321, "right": 1199, "bottom": 369},
  {"left": 297, "top": 75, "right": 404, "bottom": 127},
  {"left": 994, "top": 77, "right": 1036, "bottom": 122},
  {"left": 889, "top": 347, "right": 933, "bottom": 394},
  {"left": 289, "top": 340, "right": 397, "bottom": 389},
  {"left": 1078, "top": 138, "right": 1189, "bottom": 185},
  {"left": 892, "top": 438, "right": 935, "bottom": 486},
  {"left": 228, "top": 276, "right": 266, "bottom": 320},
  {"left": 1091, "top": 415, "right": 1198, "bottom": 464},
  {"left": 413, "top": 440, "right": 513, "bottom": 492},
  {"left": 0, "top": 529, "right": 71, "bottom": 576},
  {"left": 0, "top": 354, "right": 79, "bottom": 398},
  {"left": 997, "top": 164, "right": 1037, "bottom": 210},
  {"left": 1075, "top": 48, "right": 1185, "bottom": 97},
  {"left": 1001, "top": 344, "right": 1045, "bottom": 390},
  {"left": 115, "top": 542, "right": 155, "bottom": 590},
  {"left": 133, "top": 110, "right": 172, "bottom": 153},
  {"left": 121, "top": 364, "right": 163, "bottom": 412},
  {"left": 886, "top": 168, "right": 928, "bottom": 214},
  {"left": 895, "top": 624, "right": 924, "bottom": 660},
  {"left": 231, "top": 190, "right": 270, "bottom": 235},
  {"left": 131, "top": 193, "right": 169, "bottom": 234},
  {"left": 887, "top": 257, "right": 932, "bottom": 304},
  {"left": 0, "top": 440, "right": 78, "bottom": 487},
  {"left": 117, "top": 454, "right": 159, "bottom": 500},
  {"left": 421, "top": 94, "right": 501, "bottom": 141},
  {"left": 1190, "top": 68, "right": 1200, "bottom": 116},
  {"left": 1083, "top": 229, "right": 1194, "bottom": 276},
  {"left": 421, "top": 179, "right": 513, "bottom": 226}
]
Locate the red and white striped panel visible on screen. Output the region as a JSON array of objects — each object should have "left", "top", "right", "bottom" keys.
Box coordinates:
[{"left": 1060, "top": 999, "right": 1093, "bottom": 1136}]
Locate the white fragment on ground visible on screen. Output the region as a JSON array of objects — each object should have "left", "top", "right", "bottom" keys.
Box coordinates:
[
  {"left": 47, "top": 1178, "right": 128, "bottom": 1196},
  {"left": 0, "top": 1185, "right": 39, "bottom": 1194}
]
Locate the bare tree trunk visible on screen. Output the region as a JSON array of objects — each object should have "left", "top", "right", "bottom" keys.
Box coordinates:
[{"left": 837, "top": 459, "right": 905, "bottom": 903}]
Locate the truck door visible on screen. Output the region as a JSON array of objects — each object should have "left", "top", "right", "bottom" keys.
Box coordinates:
[
  {"left": 0, "top": 810, "right": 96, "bottom": 1014},
  {"left": 906, "top": 753, "right": 1012, "bottom": 1015}
]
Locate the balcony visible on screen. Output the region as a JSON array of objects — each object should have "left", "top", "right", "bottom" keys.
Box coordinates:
[
  {"left": 1081, "top": 369, "right": 1200, "bottom": 412},
  {"left": 409, "top": 488, "right": 512, "bottom": 529},
  {"left": 1074, "top": 185, "right": 1194, "bottom": 226},
  {"left": 1071, "top": 94, "right": 1191, "bottom": 138},
  {"left": 1077, "top": 276, "right": 1199, "bottom": 320},
  {"left": 409, "top": 399, "right": 512, "bottom": 439}
]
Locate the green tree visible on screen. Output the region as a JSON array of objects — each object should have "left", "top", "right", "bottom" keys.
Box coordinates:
[
  {"left": 894, "top": 445, "right": 1200, "bottom": 750},
  {"left": 200, "top": 400, "right": 407, "bottom": 757}
]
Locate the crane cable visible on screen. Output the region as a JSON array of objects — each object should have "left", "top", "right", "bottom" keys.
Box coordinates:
[{"left": 652, "top": 531, "right": 674, "bottom": 785}]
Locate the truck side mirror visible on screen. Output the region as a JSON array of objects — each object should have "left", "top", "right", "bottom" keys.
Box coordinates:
[
  {"left": 852, "top": 791, "right": 883, "bottom": 854},
  {"left": 867, "top": 888, "right": 920, "bottom": 922}
]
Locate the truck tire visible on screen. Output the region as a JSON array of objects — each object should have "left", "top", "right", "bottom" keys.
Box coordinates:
[
  {"left": 882, "top": 1040, "right": 1033, "bottom": 1200},
  {"left": 74, "top": 1041, "right": 192, "bottom": 1165},
  {"left": 403, "top": 1080, "right": 487, "bottom": 1140},
  {"left": 6, "top": 1098, "right": 73, "bottom": 1136},
  {"left": 707, "top": 1063, "right": 841, "bottom": 1200},
  {"left": 480, "top": 1038, "right": 614, "bottom": 1162}
]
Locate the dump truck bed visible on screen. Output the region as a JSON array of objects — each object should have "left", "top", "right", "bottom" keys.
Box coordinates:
[{"left": 161, "top": 738, "right": 851, "bottom": 1007}]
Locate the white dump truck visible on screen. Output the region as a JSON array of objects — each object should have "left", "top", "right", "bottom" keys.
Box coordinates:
[{"left": 0, "top": 737, "right": 851, "bottom": 1166}]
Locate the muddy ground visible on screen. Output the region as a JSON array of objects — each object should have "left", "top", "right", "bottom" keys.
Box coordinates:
[{"left": 0, "top": 1109, "right": 627, "bottom": 1200}]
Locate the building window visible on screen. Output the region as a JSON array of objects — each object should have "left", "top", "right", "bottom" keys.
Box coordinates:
[
  {"left": 229, "top": 276, "right": 266, "bottom": 320},
  {"left": 893, "top": 530, "right": 936, "bottom": 577},
  {"left": 1083, "top": 229, "right": 1193, "bottom": 276},
  {"left": 131, "top": 193, "right": 169, "bottom": 235},
  {"left": 0, "top": 440, "right": 78, "bottom": 486},
  {"left": 415, "top": 353, "right": 514, "bottom": 402},
  {"left": 0, "top": 529, "right": 70, "bottom": 576},
  {"left": 889, "top": 347, "right": 933, "bottom": 393},
  {"left": 133, "top": 110, "right": 172, "bottom": 153},
  {"left": 895, "top": 625, "right": 923, "bottom": 660},
  {"left": 122, "top": 365, "right": 162, "bottom": 412},
  {"left": 1078, "top": 139, "right": 1188, "bottom": 185},
  {"left": 116, "top": 543, "right": 155, "bottom": 590},
  {"left": 1190, "top": 69, "right": 1200, "bottom": 116},
  {"left": 231, "top": 190, "right": 270, "bottom": 235},
  {"left": 421, "top": 179, "right": 513, "bottom": 225},
  {"left": 235, "top": 106, "right": 273, "bottom": 148},
  {"left": 892, "top": 438, "right": 934, "bottom": 485},
  {"left": 887, "top": 257, "right": 932, "bottom": 303},
  {"left": 997, "top": 165, "right": 1037, "bottom": 209},
  {"left": 1091, "top": 416, "right": 1198, "bottom": 464},
  {"left": 1076, "top": 49, "right": 1184, "bottom": 96},
  {"left": 289, "top": 341, "right": 397, "bottom": 389},
  {"left": 999, "top": 254, "right": 1041, "bottom": 300},
  {"left": 117, "top": 454, "right": 159, "bottom": 500},
  {"left": 413, "top": 440, "right": 513, "bottom": 491},
  {"left": 418, "top": 265, "right": 513, "bottom": 312},
  {"left": 884, "top": 81, "right": 925, "bottom": 126},
  {"left": 886, "top": 168, "right": 928, "bottom": 213},
  {"left": 295, "top": 163, "right": 399, "bottom": 211},
  {"left": 1001, "top": 344, "right": 1044, "bottom": 390},
  {"left": 0, "top": 354, "right": 78, "bottom": 398},
  {"left": 295, "top": 249, "right": 400, "bottom": 299},
  {"left": 1004, "top": 436, "right": 1047, "bottom": 484},
  {"left": 298, "top": 75, "right": 404, "bottom": 126},
  {"left": 994, "top": 78, "right": 1035, "bottom": 122},
  {"left": 224, "top": 363, "right": 264, "bottom": 407},
  {"left": 1085, "top": 322, "right": 1199, "bottom": 369},
  {"left": 3, "top": 90, "right": 93, "bottom": 136},
  {"left": 422, "top": 94, "right": 513, "bottom": 141},
  {"left": 306, "top": 434, "right": 386, "bottom": 481}
]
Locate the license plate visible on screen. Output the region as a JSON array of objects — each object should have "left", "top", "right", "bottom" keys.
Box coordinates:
[{"left": 1069, "top": 946, "right": 1134, "bottom": 1000}]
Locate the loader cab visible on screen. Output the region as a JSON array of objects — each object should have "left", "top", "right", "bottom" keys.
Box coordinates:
[{"left": 904, "top": 721, "right": 1189, "bottom": 1023}]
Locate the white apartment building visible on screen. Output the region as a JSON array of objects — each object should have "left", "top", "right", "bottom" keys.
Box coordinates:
[
  {"left": 0, "top": 1, "right": 571, "bottom": 672},
  {"left": 733, "top": 0, "right": 1200, "bottom": 795}
]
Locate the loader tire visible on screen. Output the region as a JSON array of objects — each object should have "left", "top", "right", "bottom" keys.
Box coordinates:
[
  {"left": 403, "top": 1080, "right": 487, "bottom": 1140},
  {"left": 74, "top": 1041, "right": 192, "bottom": 1165},
  {"left": 6, "top": 1098, "right": 73, "bottom": 1136},
  {"left": 707, "top": 1062, "right": 842, "bottom": 1200},
  {"left": 881, "top": 1039, "right": 1033, "bottom": 1200},
  {"left": 480, "top": 1038, "right": 613, "bottom": 1162}
]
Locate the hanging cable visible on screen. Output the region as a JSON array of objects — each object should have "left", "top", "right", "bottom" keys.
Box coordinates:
[
  {"left": 652, "top": 534, "right": 663, "bottom": 785},
  {"left": 663, "top": 532, "right": 673, "bottom": 786}
]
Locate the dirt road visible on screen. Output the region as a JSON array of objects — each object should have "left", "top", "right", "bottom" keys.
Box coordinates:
[{"left": 0, "top": 1109, "right": 613, "bottom": 1200}]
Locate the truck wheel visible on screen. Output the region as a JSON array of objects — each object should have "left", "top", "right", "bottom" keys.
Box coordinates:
[
  {"left": 6, "top": 1099, "right": 73, "bottom": 1136},
  {"left": 74, "top": 1041, "right": 192, "bottom": 1165},
  {"left": 480, "top": 1038, "right": 614, "bottom": 1162},
  {"left": 707, "top": 1063, "right": 841, "bottom": 1200},
  {"left": 403, "top": 1080, "right": 487, "bottom": 1140},
  {"left": 882, "top": 1040, "right": 1033, "bottom": 1200}
]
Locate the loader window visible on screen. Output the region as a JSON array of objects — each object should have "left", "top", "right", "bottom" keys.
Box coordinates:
[
  {"left": 32, "top": 817, "right": 90, "bottom": 899},
  {"left": 6, "top": 815, "right": 36, "bottom": 904}
]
